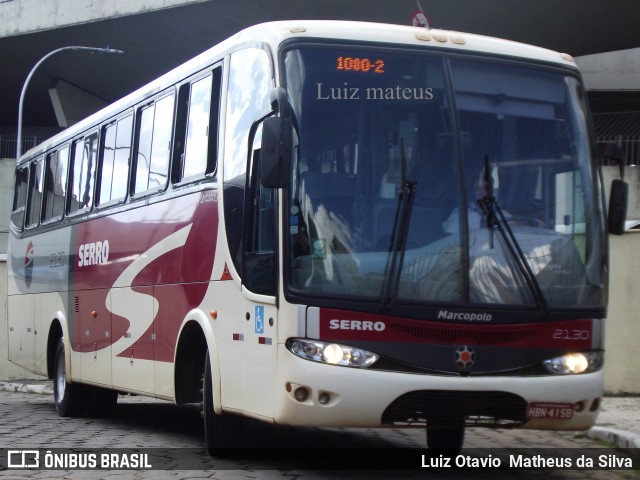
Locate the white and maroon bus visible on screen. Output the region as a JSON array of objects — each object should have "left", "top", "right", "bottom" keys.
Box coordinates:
[{"left": 8, "top": 21, "right": 611, "bottom": 452}]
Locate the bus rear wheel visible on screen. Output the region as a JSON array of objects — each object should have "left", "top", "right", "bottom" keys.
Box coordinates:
[
  {"left": 426, "top": 416, "right": 465, "bottom": 453},
  {"left": 53, "top": 338, "right": 89, "bottom": 417},
  {"left": 202, "top": 351, "right": 242, "bottom": 454}
]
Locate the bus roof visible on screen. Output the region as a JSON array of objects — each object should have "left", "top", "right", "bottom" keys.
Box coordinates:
[
  {"left": 18, "top": 20, "right": 577, "bottom": 164},
  {"left": 237, "top": 20, "right": 576, "bottom": 67}
]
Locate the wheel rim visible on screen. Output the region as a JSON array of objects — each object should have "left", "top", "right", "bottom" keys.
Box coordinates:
[{"left": 55, "top": 349, "right": 66, "bottom": 402}]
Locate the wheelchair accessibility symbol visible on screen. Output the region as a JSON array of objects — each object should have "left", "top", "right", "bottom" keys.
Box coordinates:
[{"left": 255, "top": 305, "right": 264, "bottom": 334}]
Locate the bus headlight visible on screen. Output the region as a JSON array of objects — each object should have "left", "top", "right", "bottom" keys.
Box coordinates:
[
  {"left": 543, "top": 351, "right": 603, "bottom": 374},
  {"left": 287, "top": 338, "right": 379, "bottom": 368}
]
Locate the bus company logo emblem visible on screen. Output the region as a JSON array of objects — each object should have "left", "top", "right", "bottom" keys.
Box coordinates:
[
  {"left": 455, "top": 345, "right": 476, "bottom": 369},
  {"left": 24, "top": 241, "right": 34, "bottom": 288}
]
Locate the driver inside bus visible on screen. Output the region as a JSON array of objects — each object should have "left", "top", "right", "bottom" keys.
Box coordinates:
[
  {"left": 442, "top": 169, "right": 544, "bottom": 234},
  {"left": 442, "top": 171, "right": 495, "bottom": 235}
]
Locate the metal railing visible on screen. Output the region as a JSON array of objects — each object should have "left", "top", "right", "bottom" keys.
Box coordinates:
[
  {"left": 0, "top": 134, "right": 51, "bottom": 160},
  {"left": 597, "top": 136, "right": 640, "bottom": 167}
]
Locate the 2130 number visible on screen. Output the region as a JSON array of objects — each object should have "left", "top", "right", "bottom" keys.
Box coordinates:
[{"left": 553, "top": 329, "right": 590, "bottom": 341}]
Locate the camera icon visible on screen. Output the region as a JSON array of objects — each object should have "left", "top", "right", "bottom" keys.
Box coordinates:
[{"left": 7, "top": 450, "right": 40, "bottom": 468}]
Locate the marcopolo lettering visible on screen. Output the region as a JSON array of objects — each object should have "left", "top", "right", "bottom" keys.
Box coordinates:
[
  {"left": 329, "top": 319, "right": 386, "bottom": 332},
  {"left": 78, "top": 240, "right": 110, "bottom": 267},
  {"left": 437, "top": 310, "right": 493, "bottom": 322}
]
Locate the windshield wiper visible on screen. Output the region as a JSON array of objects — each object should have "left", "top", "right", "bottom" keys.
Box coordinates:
[
  {"left": 380, "top": 138, "right": 416, "bottom": 310},
  {"left": 476, "top": 155, "right": 550, "bottom": 317}
]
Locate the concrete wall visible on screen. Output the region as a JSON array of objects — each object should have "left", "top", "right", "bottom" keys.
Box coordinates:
[
  {"left": 606, "top": 232, "right": 640, "bottom": 393},
  {"left": 577, "top": 48, "right": 640, "bottom": 91},
  {"left": 0, "top": 158, "right": 9, "bottom": 255},
  {"left": 602, "top": 166, "right": 640, "bottom": 394},
  {"left": 0, "top": 0, "right": 208, "bottom": 37}
]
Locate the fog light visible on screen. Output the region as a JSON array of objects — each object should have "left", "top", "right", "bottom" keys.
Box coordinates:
[
  {"left": 318, "top": 392, "right": 330, "bottom": 405},
  {"left": 294, "top": 387, "right": 309, "bottom": 402}
]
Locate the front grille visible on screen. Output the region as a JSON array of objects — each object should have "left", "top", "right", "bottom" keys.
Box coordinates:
[
  {"left": 388, "top": 321, "right": 537, "bottom": 346},
  {"left": 382, "top": 390, "right": 528, "bottom": 426}
]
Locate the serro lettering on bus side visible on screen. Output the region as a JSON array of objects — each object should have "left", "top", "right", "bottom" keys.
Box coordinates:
[
  {"left": 329, "top": 319, "right": 386, "bottom": 331},
  {"left": 78, "top": 240, "right": 110, "bottom": 267}
]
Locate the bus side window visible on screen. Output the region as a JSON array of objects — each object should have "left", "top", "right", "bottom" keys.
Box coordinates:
[
  {"left": 133, "top": 94, "right": 175, "bottom": 195},
  {"left": 11, "top": 165, "right": 30, "bottom": 230},
  {"left": 26, "top": 157, "right": 45, "bottom": 229},
  {"left": 244, "top": 139, "right": 276, "bottom": 296},
  {"left": 68, "top": 132, "right": 98, "bottom": 214},
  {"left": 173, "top": 67, "right": 221, "bottom": 182},
  {"left": 99, "top": 114, "right": 132, "bottom": 205},
  {"left": 43, "top": 146, "right": 69, "bottom": 222},
  {"left": 222, "top": 47, "right": 275, "bottom": 294}
]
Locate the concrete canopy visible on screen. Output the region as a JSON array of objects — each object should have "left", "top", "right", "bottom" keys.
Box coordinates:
[{"left": 2, "top": 0, "right": 640, "bottom": 130}]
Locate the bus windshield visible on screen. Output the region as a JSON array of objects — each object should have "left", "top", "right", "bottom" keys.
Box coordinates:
[{"left": 283, "top": 45, "right": 605, "bottom": 311}]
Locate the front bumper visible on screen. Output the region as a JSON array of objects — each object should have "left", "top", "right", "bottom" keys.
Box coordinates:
[{"left": 273, "top": 345, "right": 603, "bottom": 430}]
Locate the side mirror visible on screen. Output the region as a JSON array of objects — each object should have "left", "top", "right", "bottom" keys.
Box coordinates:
[
  {"left": 599, "top": 142, "right": 628, "bottom": 235},
  {"left": 261, "top": 116, "right": 292, "bottom": 189},
  {"left": 608, "top": 179, "right": 628, "bottom": 235}
]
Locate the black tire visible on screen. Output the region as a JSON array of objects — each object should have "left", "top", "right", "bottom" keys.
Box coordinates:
[
  {"left": 53, "top": 338, "right": 89, "bottom": 417},
  {"left": 202, "top": 351, "right": 242, "bottom": 455},
  {"left": 426, "top": 416, "right": 465, "bottom": 454}
]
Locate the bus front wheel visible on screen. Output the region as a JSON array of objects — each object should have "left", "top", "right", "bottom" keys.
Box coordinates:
[
  {"left": 426, "top": 416, "right": 465, "bottom": 453},
  {"left": 53, "top": 338, "right": 89, "bottom": 417}
]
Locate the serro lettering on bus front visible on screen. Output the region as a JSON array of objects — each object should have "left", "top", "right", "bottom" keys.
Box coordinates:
[{"left": 329, "top": 319, "right": 386, "bottom": 331}]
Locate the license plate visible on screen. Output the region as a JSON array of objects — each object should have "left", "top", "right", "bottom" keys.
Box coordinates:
[{"left": 527, "top": 402, "right": 574, "bottom": 419}]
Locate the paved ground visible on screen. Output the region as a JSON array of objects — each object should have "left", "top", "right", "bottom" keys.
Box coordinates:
[
  {"left": 0, "top": 381, "right": 638, "bottom": 479},
  {"left": 588, "top": 396, "right": 640, "bottom": 451}
]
